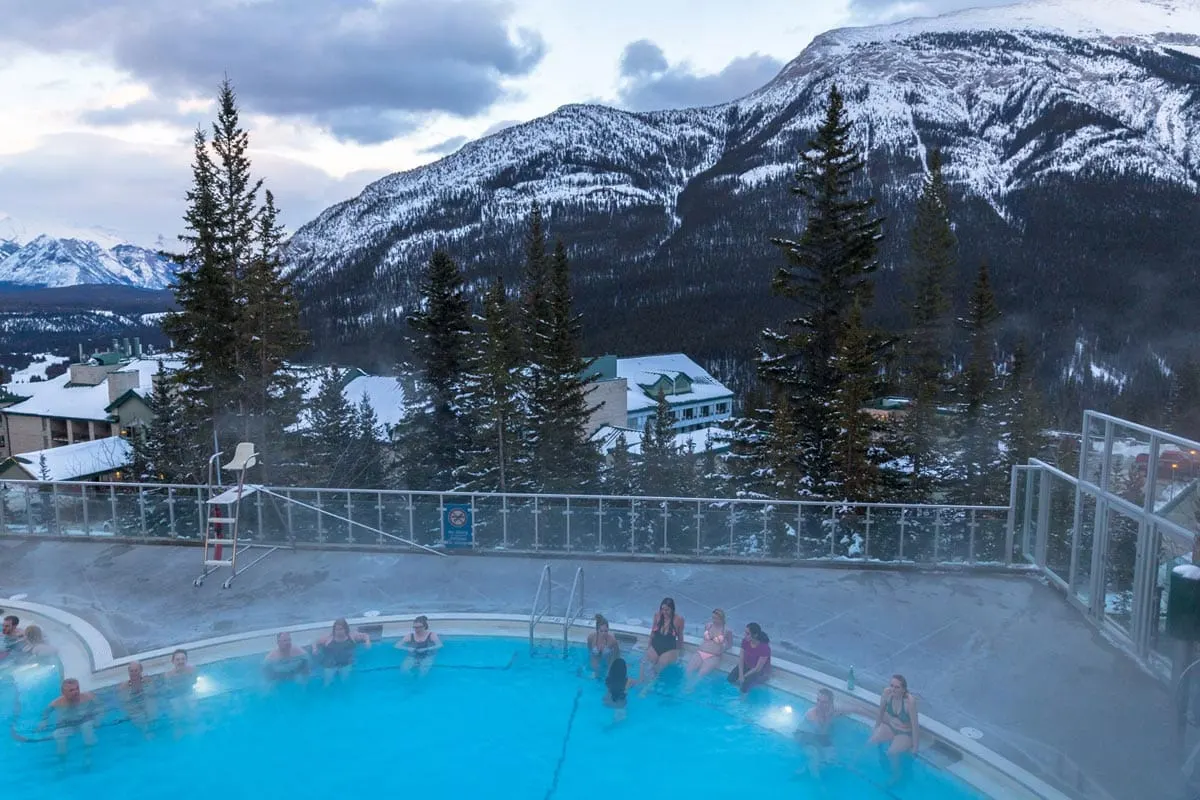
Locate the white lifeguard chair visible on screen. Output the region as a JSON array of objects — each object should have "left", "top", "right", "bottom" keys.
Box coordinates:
[{"left": 193, "top": 442, "right": 278, "bottom": 589}]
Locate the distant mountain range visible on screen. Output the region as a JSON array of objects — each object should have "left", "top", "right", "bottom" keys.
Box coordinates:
[
  {"left": 0, "top": 235, "right": 175, "bottom": 290},
  {"left": 284, "top": 0, "right": 1200, "bottom": 402}
]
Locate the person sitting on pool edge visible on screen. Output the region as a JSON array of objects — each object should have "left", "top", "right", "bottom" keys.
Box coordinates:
[
  {"left": 396, "top": 615, "right": 443, "bottom": 675},
  {"left": 867, "top": 674, "right": 919, "bottom": 786},
  {"left": 795, "top": 688, "right": 850, "bottom": 777},
  {"left": 316, "top": 618, "right": 372, "bottom": 684},
  {"left": 728, "top": 622, "right": 771, "bottom": 695},
  {"left": 587, "top": 614, "right": 620, "bottom": 679},
  {"left": 38, "top": 678, "right": 101, "bottom": 760},
  {"left": 604, "top": 657, "right": 635, "bottom": 722},
  {"left": 639, "top": 597, "right": 685, "bottom": 691},
  {"left": 685, "top": 608, "right": 731, "bottom": 690},
  {"left": 264, "top": 632, "right": 311, "bottom": 684}
]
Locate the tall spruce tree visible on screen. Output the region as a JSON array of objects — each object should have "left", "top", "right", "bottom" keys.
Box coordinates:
[
  {"left": 348, "top": 394, "right": 388, "bottom": 489},
  {"left": 530, "top": 240, "right": 598, "bottom": 491},
  {"left": 129, "top": 362, "right": 201, "bottom": 483},
  {"left": 830, "top": 301, "right": 883, "bottom": 500},
  {"left": 903, "top": 149, "right": 956, "bottom": 500},
  {"left": 605, "top": 432, "right": 639, "bottom": 496},
  {"left": 240, "top": 190, "right": 306, "bottom": 480},
  {"left": 464, "top": 277, "right": 523, "bottom": 492},
  {"left": 160, "top": 80, "right": 305, "bottom": 481},
  {"left": 161, "top": 128, "right": 239, "bottom": 473},
  {"left": 397, "top": 249, "right": 473, "bottom": 489},
  {"left": 954, "top": 260, "right": 1004, "bottom": 503},
  {"left": 640, "top": 388, "right": 679, "bottom": 496},
  {"left": 759, "top": 84, "right": 884, "bottom": 497},
  {"left": 304, "top": 370, "right": 357, "bottom": 487},
  {"left": 1001, "top": 338, "right": 1047, "bottom": 476}
]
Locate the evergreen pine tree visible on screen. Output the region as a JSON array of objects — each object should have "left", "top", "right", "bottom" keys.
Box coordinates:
[
  {"left": 530, "top": 240, "right": 599, "bottom": 491},
  {"left": 160, "top": 80, "right": 306, "bottom": 480},
  {"left": 902, "top": 148, "right": 956, "bottom": 501},
  {"left": 347, "top": 394, "right": 387, "bottom": 489},
  {"left": 640, "top": 388, "right": 679, "bottom": 496},
  {"left": 605, "top": 432, "right": 638, "bottom": 496},
  {"left": 1001, "top": 338, "right": 1047, "bottom": 475},
  {"left": 129, "top": 362, "right": 201, "bottom": 483},
  {"left": 465, "top": 277, "right": 522, "bottom": 492},
  {"left": 759, "top": 84, "right": 884, "bottom": 497},
  {"left": 515, "top": 202, "right": 555, "bottom": 489},
  {"left": 305, "top": 370, "right": 357, "bottom": 487},
  {"left": 398, "top": 250, "right": 473, "bottom": 489},
  {"left": 240, "top": 189, "right": 307, "bottom": 481},
  {"left": 830, "top": 301, "right": 883, "bottom": 500},
  {"left": 161, "top": 128, "right": 239, "bottom": 474},
  {"left": 953, "top": 260, "right": 1004, "bottom": 503},
  {"left": 765, "top": 395, "right": 802, "bottom": 496}
]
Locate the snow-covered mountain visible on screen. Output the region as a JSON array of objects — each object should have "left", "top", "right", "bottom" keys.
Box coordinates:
[
  {"left": 288, "top": 0, "right": 1200, "bottom": 377},
  {"left": 0, "top": 235, "right": 175, "bottom": 289}
]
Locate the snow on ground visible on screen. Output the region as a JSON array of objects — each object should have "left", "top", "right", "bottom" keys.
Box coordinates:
[{"left": 7, "top": 354, "right": 69, "bottom": 384}]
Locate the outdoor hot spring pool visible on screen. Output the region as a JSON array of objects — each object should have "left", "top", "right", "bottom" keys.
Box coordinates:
[{"left": 1, "top": 636, "right": 985, "bottom": 799}]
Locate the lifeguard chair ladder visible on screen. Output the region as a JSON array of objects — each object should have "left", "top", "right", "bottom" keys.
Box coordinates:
[{"left": 193, "top": 442, "right": 278, "bottom": 589}]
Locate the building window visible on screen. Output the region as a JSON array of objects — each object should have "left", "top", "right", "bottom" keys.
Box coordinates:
[
  {"left": 700, "top": 405, "right": 710, "bottom": 416},
  {"left": 716, "top": 402, "right": 729, "bottom": 414},
  {"left": 683, "top": 408, "right": 694, "bottom": 420}
]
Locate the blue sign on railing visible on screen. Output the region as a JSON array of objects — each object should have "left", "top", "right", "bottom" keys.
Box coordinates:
[{"left": 442, "top": 503, "right": 473, "bottom": 548}]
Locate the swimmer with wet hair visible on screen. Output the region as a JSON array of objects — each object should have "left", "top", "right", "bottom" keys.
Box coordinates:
[
  {"left": 315, "top": 618, "right": 371, "bottom": 684},
  {"left": 264, "top": 632, "right": 311, "bottom": 684},
  {"left": 587, "top": 614, "right": 620, "bottom": 679},
  {"left": 795, "top": 688, "right": 849, "bottom": 777},
  {"left": 603, "top": 658, "right": 635, "bottom": 722},
  {"left": 38, "top": 678, "right": 100, "bottom": 759},
  {"left": 396, "top": 616, "right": 442, "bottom": 676},
  {"left": 120, "top": 661, "right": 158, "bottom": 735},
  {"left": 1, "top": 614, "right": 22, "bottom": 660}
]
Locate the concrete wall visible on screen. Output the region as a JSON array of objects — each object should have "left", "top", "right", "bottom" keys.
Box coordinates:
[
  {"left": 3, "top": 415, "right": 47, "bottom": 457},
  {"left": 585, "top": 378, "right": 628, "bottom": 434},
  {"left": 68, "top": 363, "right": 118, "bottom": 387}
]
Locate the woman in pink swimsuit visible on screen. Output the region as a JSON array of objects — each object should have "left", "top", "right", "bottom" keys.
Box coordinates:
[{"left": 685, "top": 609, "right": 730, "bottom": 690}]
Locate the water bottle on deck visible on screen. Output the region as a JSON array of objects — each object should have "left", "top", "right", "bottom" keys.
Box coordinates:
[{"left": 847, "top": 665, "right": 855, "bottom": 691}]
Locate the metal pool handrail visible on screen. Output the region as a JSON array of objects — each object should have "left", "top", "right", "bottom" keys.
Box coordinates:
[
  {"left": 563, "top": 567, "right": 585, "bottom": 657},
  {"left": 530, "top": 564, "right": 552, "bottom": 651}
]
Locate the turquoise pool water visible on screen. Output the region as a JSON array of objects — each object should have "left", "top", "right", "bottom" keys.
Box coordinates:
[{"left": 2, "top": 637, "right": 986, "bottom": 799}]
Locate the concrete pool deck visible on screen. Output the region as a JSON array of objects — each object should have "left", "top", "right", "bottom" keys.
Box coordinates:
[{"left": 0, "top": 538, "right": 1178, "bottom": 800}]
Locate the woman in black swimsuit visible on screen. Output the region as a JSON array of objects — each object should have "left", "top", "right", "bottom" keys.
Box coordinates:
[
  {"left": 395, "top": 615, "right": 443, "bottom": 675},
  {"left": 314, "top": 618, "right": 371, "bottom": 685},
  {"left": 638, "top": 597, "right": 685, "bottom": 689}
]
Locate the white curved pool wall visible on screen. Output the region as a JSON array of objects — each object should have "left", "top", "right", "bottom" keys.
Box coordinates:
[{"left": 4, "top": 599, "right": 1067, "bottom": 800}]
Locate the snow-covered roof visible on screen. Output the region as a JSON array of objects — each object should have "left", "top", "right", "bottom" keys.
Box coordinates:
[
  {"left": 617, "top": 354, "right": 733, "bottom": 414},
  {"left": 3, "top": 436, "right": 132, "bottom": 481},
  {"left": 292, "top": 369, "right": 407, "bottom": 436},
  {"left": 1, "top": 357, "right": 183, "bottom": 422},
  {"left": 591, "top": 425, "right": 730, "bottom": 457}
]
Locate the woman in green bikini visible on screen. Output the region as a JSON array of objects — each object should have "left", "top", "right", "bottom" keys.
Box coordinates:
[{"left": 868, "top": 674, "right": 919, "bottom": 785}]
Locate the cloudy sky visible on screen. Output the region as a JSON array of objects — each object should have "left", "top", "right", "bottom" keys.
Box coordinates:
[{"left": 0, "top": 0, "right": 1013, "bottom": 248}]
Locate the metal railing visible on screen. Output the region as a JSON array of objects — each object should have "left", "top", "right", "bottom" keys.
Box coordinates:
[
  {"left": 564, "top": 567, "right": 585, "bottom": 657},
  {"left": 0, "top": 479, "right": 1017, "bottom": 567},
  {"left": 530, "top": 564, "right": 552, "bottom": 652}
]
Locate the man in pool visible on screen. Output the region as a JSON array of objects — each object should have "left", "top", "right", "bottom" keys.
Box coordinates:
[
  {"left": 264, "top": 632, "right": 311, "bottom": 684},
  {"left": 38, "top": 678, "right": 101, "bottom": 759},
  {"left": 1, "top": 614, "right": 23, "bottom": 661},
  {"left": 795, "top": 688, "right": 849, "bottom": 777},
  {"left": 119, "top": 661, "right": 158, "bottom": 734}
]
